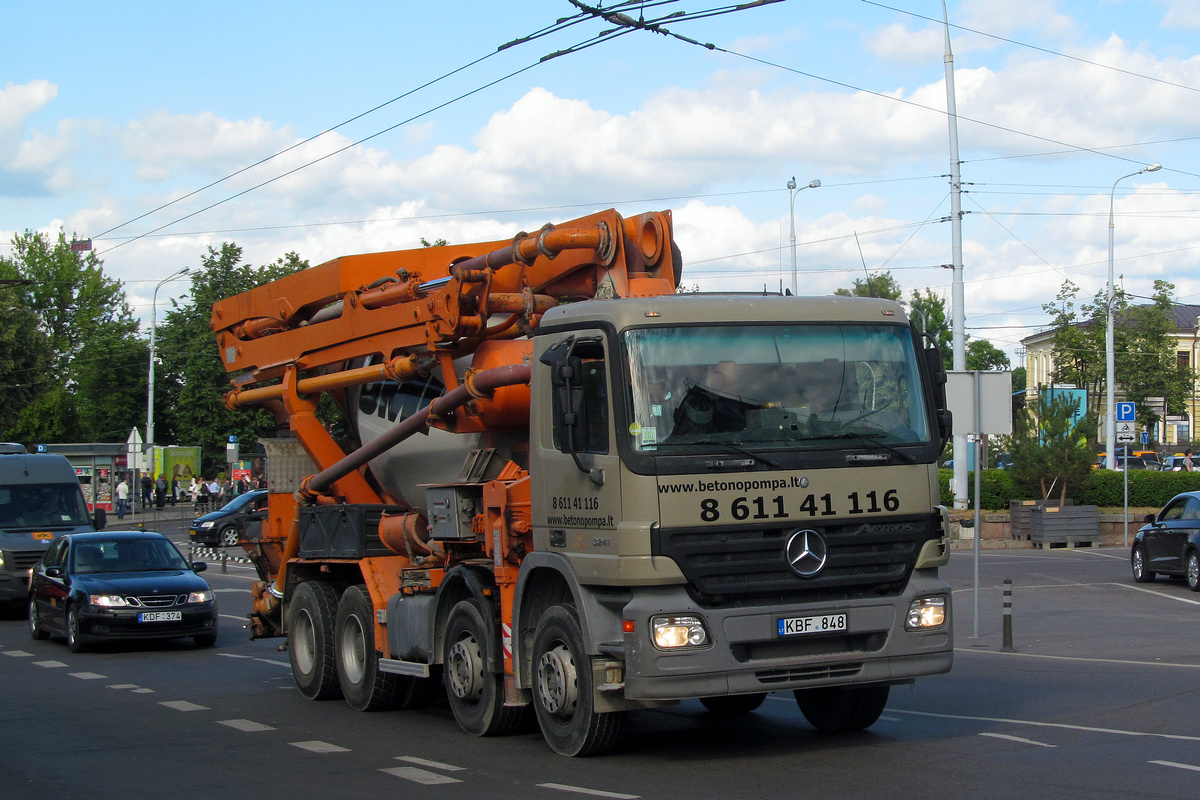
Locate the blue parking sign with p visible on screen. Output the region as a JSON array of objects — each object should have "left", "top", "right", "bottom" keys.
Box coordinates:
[{"left": 1116, "top": 402, "right": 1136, "bottom": 422}]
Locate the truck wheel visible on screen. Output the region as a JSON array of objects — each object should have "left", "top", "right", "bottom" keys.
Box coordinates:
[
  {"left": 531, "top": 604, "right": 622, "bottom": 756},
  {"left": 1187, "top": 551, "right": 1200, "bottom": 592},
  {"left": 29, "top": 597, "right": 49, "bottom": 640},
  {"left": 444, "top": 600, "right": 524, "bottom": 736},
  {"left": 66, "top": 605, "right": 88, "bottom": 653},
  {"left": 336, "top": 585, "right": 399, "bottom": 711},
  {"left": 795, "top": 685, "right": 890, "bottom": 732},
  {"left": 287, "top": 581, "right": 342, "bottom": 700},
  {"left": 1131, "top": 545, "right": 1155, "bottom": 583},
  {"left": 220, "top": 526, "right": 240, "bottom": 547},
  {"left": 699, "top": 692, "right": 767, "bottom": 714}
]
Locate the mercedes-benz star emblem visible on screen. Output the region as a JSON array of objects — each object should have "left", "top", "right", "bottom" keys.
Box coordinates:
[{"left": 785, "top": 529, "right": 828, "bottom": 578}]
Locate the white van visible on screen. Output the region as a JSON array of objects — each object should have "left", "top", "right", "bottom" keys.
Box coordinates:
[{"left": 0, "top": 443, "right": 106, "bottom": 608}]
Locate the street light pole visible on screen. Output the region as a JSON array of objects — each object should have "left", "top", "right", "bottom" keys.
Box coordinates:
[
  {"left": 1106, "top": 163, "right": 1160, "bottom": 471},
  {"left": 146, "top": 267, "right": 190, "bottom": 463},
  {"left": 787, "top": 177, "right": 820, "bottom": 295}
]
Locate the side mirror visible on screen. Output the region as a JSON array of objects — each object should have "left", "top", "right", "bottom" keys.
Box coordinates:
[
  {"left": 93, "top": 507, "right": 107, "bottom": 531},
  {"left": 45, "top": 566, "right": 62, "bottom": 579},
  {"left": 1143, "top": 514, "right": 1156, "bottom": 524},
  {"left": 192, "top": 562, "right": 208, "bottom": 573}
]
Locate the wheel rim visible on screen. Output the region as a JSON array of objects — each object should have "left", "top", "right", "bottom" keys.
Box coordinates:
[
  {"left": 222, "top": 529, "right": 238, "bottom": 546},
  {"left": 1132, "top": 549, "right": 1144, "bottom": 578},
  {"left": 29, "top": 599, "right": 39, "bottom": 636},
  {"left": 1189, "top": 554, "right": 1199, "bottom": 587},
  {"left": 68, "top": 609, "right": 79, "bottom": 645},
  {"left": 447, "top": 633, "right": 484, "bottom": 703},
  {"left": 537, "top": 641, "right": 579, "bottom": 718},
  {"left": 294, "top": 609, "right": 317, "bottom": 673},
  {"left": 339, "top": 614, "right": 368, "bottom": 684}
]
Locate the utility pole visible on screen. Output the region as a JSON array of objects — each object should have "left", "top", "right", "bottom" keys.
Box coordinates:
[{"left": 943, "top": 1, "right": 968, "bottom": 508}]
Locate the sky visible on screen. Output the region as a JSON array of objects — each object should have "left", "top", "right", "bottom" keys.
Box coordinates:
[{"left": 5, "top": 0, "right": 1200, "bottom": 365}]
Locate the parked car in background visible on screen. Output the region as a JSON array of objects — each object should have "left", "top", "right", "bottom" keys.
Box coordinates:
[
  {"left": 1133, "top": 451, "right": 1161, "bottom": 468},
  {"left": 1094, "top": 455, "right": 1158, "bottom": 471},
  {"left": 28, "top": 530, "right": 218, "bottom": 651},
  {"left": 1131, "top": 491, "right": 1200, "bottom": 591},
  {"left": 1162, "top": 454, "right": 1189, "bottom": 472},
  {"left": 188, "top": 489, "right": 267, "bottom": 547}
]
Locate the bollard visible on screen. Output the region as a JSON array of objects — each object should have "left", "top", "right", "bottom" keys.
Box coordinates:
[
  {"left": 221, "top": 549, "right": 228, "bottom": 574},
  {"left": 1001, "top": 578, "right": 1015, "bottom": 652}
]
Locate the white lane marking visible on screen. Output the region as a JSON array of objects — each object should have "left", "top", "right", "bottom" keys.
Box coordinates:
[
  {"left": 159, "top": 700, "right": 208, "bottom": 712},
  {"left": 70, "top": 672, "right": 106, "bottom": 680},
  {"left": 537, "top": 784, "right": 640, "bottom": 799},
  {"left": 380, "top": 767, "right": 463, "bottom": 785},
  {"left": 132, "top": 688, "right": 155, "bottom": 694},
  {"left": 107, "top": 684, "right": 140, "bottom": 689},
  {"left": 1111, "top": 583, "right": 1200, "bottom": 606},
  {"left": 877, "top": 715, "right": 902, "bottom": 722},
  {"left": 1150, "top": 760, "right": 1200, "bottom": 772},
  {"left": 893, "top": 709, "right": 1200, "bottom": 742},
  {"left": 954, "top": 647, "right": 1200, "bottom": 670},
  {"left": 2, "top": 650, "right": 33, "bottom": 657},
  {"left": 395, "top": 755, "right": 466, "bottom": 771},
  {"left": 290, "top": 741, "right": 349, "bottom": 753},
  {"left": 34, "top": 660, "right": 68, "bottom": 668},
  {"left": 219, "top": 652, "right": 291, "bottom": 668},
  {"left": 219, "top": 719, "right": 275, "bottom": 732},
  {"left": 980, "top": 732, "right": 1056, "bottom": 748}
]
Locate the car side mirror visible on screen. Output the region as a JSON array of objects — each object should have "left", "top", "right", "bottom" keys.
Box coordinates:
[
  {"left": 45, "top": 566, "right": 62, "bottom": 578},
  {"left": 1143, "top": 514, "right": 1156, "bottom": 524},
  {"left": 192, "top": 562, "right": 208, "bottom": 573},
  {"left": 93, "top": 507, "right": 107, "bottom": 531}
]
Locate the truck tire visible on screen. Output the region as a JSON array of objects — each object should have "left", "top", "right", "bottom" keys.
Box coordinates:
[
  {"left": 531, "top": 604, "right": 622, "bottom": 757},
  {"left": 335, "top": 585, "right": 400, "bottom": 711},
  {"left": 1131, "top": 545, "right": 1155, "bottom": 583},
  {"left": 794, "top": 685, "right": 890, "bottom": 732},
  {"left": 288, "top": 580, "right": 342, "bottom": 700},
  {"left": 699, "top": 692, "right": 767, "bottom": 714},
  {"left": 444, "top": 600, "right": 525, "bottom": 736}
]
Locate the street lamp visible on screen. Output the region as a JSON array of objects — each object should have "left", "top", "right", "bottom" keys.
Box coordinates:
[
  {"left": 1106, "top": 163, "right": 1161, "bottom": 471},
  {"left": 787, "top": 176, "right": 821, "bottom": 295},
  {"left": 146, "top": 267, "right": 190, "bottom": 458}
]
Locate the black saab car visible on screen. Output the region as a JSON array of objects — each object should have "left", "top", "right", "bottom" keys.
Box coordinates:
[
  {"left": 189, "top": 490, "right": 266, "bottom": 547},
  {"left": 28, "top": 530, "right": 218, "bottom": 652},
  {"left": 1131, "top": 491, "right": 1200, "bottom": 591}
]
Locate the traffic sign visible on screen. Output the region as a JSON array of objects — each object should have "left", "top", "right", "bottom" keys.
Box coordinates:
[
  {"left": 1141, "top": 431, "right": 1150, "bottom": 445},
  {"left": 1116, "top": 431, "right": 1136, "bottom": 444},
  {"left": 1116, "top": 402, "right": 1136, "bottom": 422}
]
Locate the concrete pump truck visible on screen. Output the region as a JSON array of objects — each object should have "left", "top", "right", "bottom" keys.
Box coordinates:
[{"left": 211, "top": 208, "right": 953, "bottom": 756}]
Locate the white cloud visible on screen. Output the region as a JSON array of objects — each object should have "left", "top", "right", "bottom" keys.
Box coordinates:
[
  {"left": 121, "top": 111, "right": 297, "bottom": 180},
  {"left": 1162, "top": 0, "right": 1200, "bottom": 30},
  {"left": 865, "top": 22, "right": 943, "bottom": 64}
]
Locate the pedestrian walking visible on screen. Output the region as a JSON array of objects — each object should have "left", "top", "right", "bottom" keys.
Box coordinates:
[
  {"left": 1185, "top": 450, "right": 1195, "bottom": 472},
  {"left": 115, "top": 476, "right": 130, "bottom": 520},
  {"left": 140, "top": 473, "right": 153, "bottom": 507}
]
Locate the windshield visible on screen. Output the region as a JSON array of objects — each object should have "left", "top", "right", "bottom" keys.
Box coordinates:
[
  {"left": 72, "top": 538, "right": 190, "bottom": 573},
  {"left": 0, "top": 483, "right": 92, "bottom": 528},
  {"left": 624, "top": 324, "right": 931, "bottom": 452}
]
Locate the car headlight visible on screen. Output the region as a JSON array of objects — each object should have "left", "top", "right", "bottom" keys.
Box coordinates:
[
  {"left": 650, "top": 615, "right": 709, "bottom": 649},
  {"left": 187, "top": 589, "right": 214, "bottom": 604},
  {"left": 90, "top": 594, "right": 130, "bottom": 607},
  {"left": 199, "top": 521, "right": 216, "bottom": 529},
  {"left": 906, "top": 595, "right": 947, "bottom": 630}
]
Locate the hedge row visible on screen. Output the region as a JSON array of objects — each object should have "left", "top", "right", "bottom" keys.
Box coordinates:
[{"left": 937, "top": 468, "right": 1200, "bottom": 510}]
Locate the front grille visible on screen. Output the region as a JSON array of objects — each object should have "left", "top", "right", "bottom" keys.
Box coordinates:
[
  {"left": 652, "top": 515, "right": 935, "bottom": 605},
  {"left": 131, "top": 595, "right": 185, "bottom": 608},
  {"left": 4, "top": 550, "right": 49, "bottom": 571},
  {"left": 755, "top": 662, "right": 864, "bottom": 685}
]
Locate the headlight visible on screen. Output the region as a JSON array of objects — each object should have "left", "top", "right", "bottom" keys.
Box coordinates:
[
  {"left": 199, "top": 521, "right": 215, "bottom": 529},
  {"left": 650, "top": 615, "right": 709, "bottom": 649},
  {"left": 90, "top": 594, "right": 129, "bottom": 607},
  {"left": 906, "top": 595, "right": 947, "bottom": 630},
  {"left": 187, "top": 589, "right": 214, "bottom": 604}
]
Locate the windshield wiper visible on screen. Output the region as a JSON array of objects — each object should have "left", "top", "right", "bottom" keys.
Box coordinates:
[
  {"left": 691, "top": 439, "right": 783, "bottom": 469},
  {"left": 812, "top": 430, "right": 915, "bottom": 464}
]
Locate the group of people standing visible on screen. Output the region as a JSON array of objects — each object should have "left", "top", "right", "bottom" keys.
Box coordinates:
[{"left": 113, "top": 472, "right": 263, "bottom": 520}]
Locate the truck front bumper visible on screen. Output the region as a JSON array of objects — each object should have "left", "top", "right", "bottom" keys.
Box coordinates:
[{"left": 620, "top": 570, "right": 952, "bottom": 700}]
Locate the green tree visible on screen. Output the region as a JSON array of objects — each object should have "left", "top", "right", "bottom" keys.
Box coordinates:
[
  {"left": 0, "top": 281, "right": 54, "bottom": 437},
  {"left": 1010, "top": 366, "right": 1027, "bottom": 393},
  {"left": 1003, "top": 394, "right": 1096, "bottom": 502},
  {"left": 1043, "top": 279, "right": 1110, "bottom": 399},
  {"left": 908, "top": 288, "right": 952, "bottom": 367},
  {"left": 966, "top": 339, "right": 1010, "bottom": 371},
  {"left": 0, "top": 230, "right": 141, "bottom": 443},
  {"left": 1115, "top": 280, "right": 1190, "bottom": 431},
  {"left": 835, "top": 271, "right": 902, "bottom": 300},
  {"left": 156, "top": 245, "right": 313, "bottom": 473}
]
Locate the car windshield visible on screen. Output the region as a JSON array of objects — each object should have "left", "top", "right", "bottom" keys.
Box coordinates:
[
  {"left": 0, "top": 483, "right": 92, "bottom": 528},
  {"left": 623, "top": 323, "right": 931, "bottom": 452},
  {"left": 72, "top": 538, "right": 190, "bottom": 573},
  {"left": 221, "top": 492, "right": 259, "bottom": 512}
]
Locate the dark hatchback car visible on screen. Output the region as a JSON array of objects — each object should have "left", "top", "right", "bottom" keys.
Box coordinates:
[
  {"left": 28, "top": 531, "right": 218, "bottom": 652},
  {"left": 189, "top": 490, "right": 267, "bottom": 547},
  {"left": 1131, "top": 491, "right": 1200, "bottom": 591}
]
